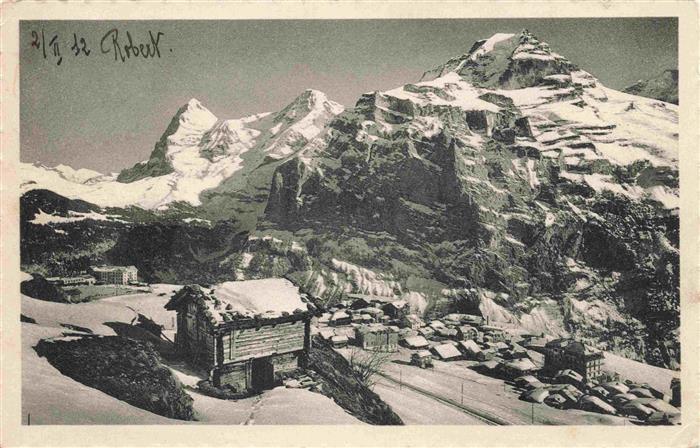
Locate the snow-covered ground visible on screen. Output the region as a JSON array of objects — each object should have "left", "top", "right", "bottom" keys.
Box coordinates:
[
  {"left": 336, "top": 346, "right": 628, "bottom": 426},
  {"left": 21, "top": 287, "right": 361, "bottom": 425}
]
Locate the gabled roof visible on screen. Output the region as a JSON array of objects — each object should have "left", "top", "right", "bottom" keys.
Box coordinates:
[
  {"left": 404, "top": 335, "right": 430, "bottom": 348},
  {"left": 459, "top": 339, "right": 481, "bottom": 353},
  {"left": 165, "top": 279, "right": 309, "bottom": 325},
  {"left": 432, "top": 343, "right": 462, "bottom": 360}
]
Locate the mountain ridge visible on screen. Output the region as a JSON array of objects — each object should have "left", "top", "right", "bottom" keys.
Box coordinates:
[{"left": 21, "top": 31, "right": 680, "bottom": 369}]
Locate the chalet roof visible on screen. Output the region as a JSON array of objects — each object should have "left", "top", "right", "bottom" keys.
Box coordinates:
[
  {"left": 318, "top": 329, "right": 335, "bottom": 340},
  {"left": 331, "top": 310, "right": 350, "bottom": 321},
  {"left": 432, "top": 343, "right": 462, "bottom": 360},
  {"left": 479, "top": 360, "right": 502, "bottom": 370},
  {"left": 459, "top": 340, "right": 481, "bottom": 353},
  {"left": 514, "top": 375, "right": 542, "bottom": 386},
  {"left": 503, "top": 358, "right": 537, "bottom": 372},
  {"left": 404, "top": 335, "right": 430, "bottom": 348},
  {"left": 522, "top": 388, "right": 549, "bottom": 403},
  {"left": 165, "top": 279, "right": 309, "bottom": 324},
  {"left": 356, "top": 324, "right": 397, "bottom": 335}
]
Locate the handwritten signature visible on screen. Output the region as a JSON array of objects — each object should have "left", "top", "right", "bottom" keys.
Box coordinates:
[{"left": 30, "top": 28, "right": 168, "bottom": 66}]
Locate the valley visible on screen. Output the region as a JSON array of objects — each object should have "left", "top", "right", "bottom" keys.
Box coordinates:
[{"left": 19, "top": 29, "right": 681, "bottom": 425}]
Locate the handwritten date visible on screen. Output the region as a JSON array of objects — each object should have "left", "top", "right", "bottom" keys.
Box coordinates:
[{"left": 30, "top": 28, "right": 168, "bottom": 66}]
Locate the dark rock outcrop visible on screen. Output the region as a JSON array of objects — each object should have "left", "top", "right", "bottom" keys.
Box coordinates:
[
  {"left": 35, "top": 335, "right": 195, "bottom": 420},
  {"left": 623, "top": 69, "right": 678, "bottom": 105}
]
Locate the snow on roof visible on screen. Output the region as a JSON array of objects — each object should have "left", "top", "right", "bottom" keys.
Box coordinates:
[
  {"left": 211, "top": 279, "right": 307, "bottom": 318},
  {"left": 331, "top": 310, "right": 350, "bottom": 320},
  {"left": 432, "top": 343, "right": 462, "bottom": 360},
  {"left": 504, "top": 358, "right": 537, "bottom": 372},
  {"left": 403, "top": 336, "right": 430, "bottom": 348},
  {"left": 523, "top": 388, "right": 549, "bottom": 403},
  {"left": 459, "top": 340, "right": 482, "bottom": 353},
  {"left": 167, "top": 279, "right": 309, "bottom": 324}
]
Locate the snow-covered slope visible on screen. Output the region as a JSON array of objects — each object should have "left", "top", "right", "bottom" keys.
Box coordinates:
[{"left": 21, "top": 92, "right": 344, "bottom": 210}]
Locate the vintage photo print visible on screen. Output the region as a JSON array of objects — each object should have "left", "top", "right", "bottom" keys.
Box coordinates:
[{"left": 1, "top": 2, "right": 698, "bottom": 447}]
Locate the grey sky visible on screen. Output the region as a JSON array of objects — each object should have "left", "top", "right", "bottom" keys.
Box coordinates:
[{"left": 20, "top": 18, "right": 678, "bottom": 173}]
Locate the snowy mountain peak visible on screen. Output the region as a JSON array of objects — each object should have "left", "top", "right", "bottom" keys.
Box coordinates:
[
  {"left": 174, "top": 99, "right": 218, "bottom": 134},
  {"left": 467, "top": 32, "right": 516, "bottom": 61},
  {"left": 421, "top": 30, "right": 578, "bottom": 90}
]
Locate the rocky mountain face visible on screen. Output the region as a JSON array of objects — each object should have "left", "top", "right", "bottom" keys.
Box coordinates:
[
  {"left": 21, "top": 30, "right": 680, "bottom": 369},
  {"left": 623, "top": 69, "right": 678, "bottom": 105},
  {"left": 22, "top": 90, "right": 344, "bottom": 222}
]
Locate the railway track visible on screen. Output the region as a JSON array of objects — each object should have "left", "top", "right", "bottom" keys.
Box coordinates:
[{"left": 377, "top": 371, "right": 512, "bottom": 426}]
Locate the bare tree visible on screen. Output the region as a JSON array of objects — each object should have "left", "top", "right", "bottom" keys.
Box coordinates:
[{"left": 347, "top": 347, "right": 392, "bottom": 388}]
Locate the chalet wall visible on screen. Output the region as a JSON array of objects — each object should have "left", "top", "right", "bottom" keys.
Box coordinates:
[
  {"left": 217, "top": 362, "right": 249, "bottom": 391},
  {"left": 176, "top": 303, "right": 216, "bottom": 368},
  {"left": 220, "top": 320, "right": 305, "bottom": 363}
]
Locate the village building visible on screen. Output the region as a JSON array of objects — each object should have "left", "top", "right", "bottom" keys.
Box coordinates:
[
  {"left": 355, "top": 325, "right": 399, "bottom": 352},
  {"left": 543, "top": 338, "right": 604, "bottom": 381},
  {"left": 456, "top": 325, "right": 479, "bottom": 341},
  {"left": 554, "top": 368, "right": 585, "bottom": 386},
  {"left": 400, "top": 314, "right": 423, "bottom": 330},
  {"left": 91, "top": 265, "right": 138, "bottom": 285},
  {"left": 431, "top": 343, "right": 462, "bottom": 361},
  {"left": 500, "top": 358, "right": 538, "bottom": 379},
  {"left": 317, "top": 328, "right": 335, "bottom": 341},
  {"left": 514, "top": 375, "right": 544, "bottom": 390},
  {"left": 382, "top": 300, "right": 409, "bottom": 320},
  {"left": 480, "top": 325, "right": 507, "bottom": 343},
  {"left": 462, "top": 314, "right": 485, "bottom": 326},
  {"left": 601, "top": 381, "right": 630, "bottom": 396},
  {"left": 411, "top": 350, "right": 433, "bottom": 368},
  {"left": 348, "top": 297, "right": 370, "bottom": 310},
  {"left": 329, "top": 310, "right": 351, "bottom": 327},
  {"left": 501, "top": 343, "right": 529, "bottom": 360},
  {"left": 521, "top": 388, "right": 549, "bottom": 403},
  {"left": 458, "top": 339, "right": 482, "bottom": 359},
  {"left": 164, "top": 278, "right": 311, "bottom": 392},
  {"left": 330, "top": 335, "right": 349, "bottom": 348},
  {"left": 435, "top": 327, "right": 459, "bottom": 339},
  {"left": 476, "top": 349, "right": 498, "bottom": 362},
  {"left": 418, "top": 327, "right": 435, "bottom": 338},
  {"left": 403, "top": 335, "right": 430, "bottom": 350}
]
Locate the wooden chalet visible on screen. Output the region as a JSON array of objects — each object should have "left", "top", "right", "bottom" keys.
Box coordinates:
[
  {"left": 355, "top": 325, "right": 399, "bottom": 352},
  {"left": 165, "top": 279, "right": 311, "bottom": 393}
]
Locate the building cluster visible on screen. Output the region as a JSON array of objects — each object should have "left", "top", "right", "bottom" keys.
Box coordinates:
[
  {"left": 46, "top": 265, "right": 140, "bottom": 287},
  {"left": 314, "top": 294, "right": 681, "bottom": 424}
]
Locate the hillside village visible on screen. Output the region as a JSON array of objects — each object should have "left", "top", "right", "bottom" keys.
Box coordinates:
[
  {"left": 18, "top": 27, "right": 682, "bottom": 427},
  {"left": 21, "top": 272, "right": 680, "bottom": 426}
]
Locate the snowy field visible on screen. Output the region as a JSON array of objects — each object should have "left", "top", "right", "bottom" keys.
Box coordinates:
[{"left": 21, "top": 286, "right": 361, "bottom": 425}]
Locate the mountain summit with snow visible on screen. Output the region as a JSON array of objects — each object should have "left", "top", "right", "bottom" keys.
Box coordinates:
[
  {"left": 21, "top": 31, "right": 679, "bottom": 370},
  {"left": 22, "top": 91, "right": 344, "bottom": 211}
]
